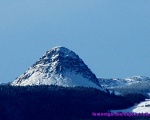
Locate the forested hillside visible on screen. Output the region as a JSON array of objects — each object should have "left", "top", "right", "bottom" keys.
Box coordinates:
[{"left": 0, "top": 85, "right": 146, "bottom": 120}]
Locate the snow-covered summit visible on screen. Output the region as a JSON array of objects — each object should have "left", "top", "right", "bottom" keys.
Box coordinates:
[{"left": 11, "top": 46, "right": 103, "bottom": 90}]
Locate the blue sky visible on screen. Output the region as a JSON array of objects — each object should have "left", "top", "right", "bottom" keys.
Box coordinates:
[{"left": 0, "top": 0, "right": 150, "bottom": 83}]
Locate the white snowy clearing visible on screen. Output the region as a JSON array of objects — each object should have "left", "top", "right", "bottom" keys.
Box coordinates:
[{"left": 111, "top": 99, "right": 150, "bottom": 113}]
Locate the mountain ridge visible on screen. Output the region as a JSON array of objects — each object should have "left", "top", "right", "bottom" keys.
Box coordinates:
[{"left": 98, "top": 76, "right": 150, "bottom": 88}]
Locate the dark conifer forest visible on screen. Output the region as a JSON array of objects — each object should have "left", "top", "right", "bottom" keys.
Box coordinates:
[{"left": 0, "top": 85, "right": 147, "bottom": 120}]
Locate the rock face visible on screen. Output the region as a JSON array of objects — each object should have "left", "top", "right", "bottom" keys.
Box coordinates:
[{"left": 12, "top": 46, "right": 103, "bottom": 90}]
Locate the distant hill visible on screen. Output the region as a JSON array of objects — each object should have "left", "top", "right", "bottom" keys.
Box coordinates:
[{"left": 98, "top": 76, "right": 150, "bottom": 95}]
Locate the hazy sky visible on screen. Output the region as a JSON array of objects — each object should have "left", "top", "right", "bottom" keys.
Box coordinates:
[{"left": 0, "top": 0, "right": 150, "bottom": 83}]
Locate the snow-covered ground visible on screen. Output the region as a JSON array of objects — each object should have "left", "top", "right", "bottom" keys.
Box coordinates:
[{"left": 111, "top": 99, "right": 150, "bottom": 113}]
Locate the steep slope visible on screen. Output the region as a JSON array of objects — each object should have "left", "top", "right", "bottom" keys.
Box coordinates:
[{"left": 12, "top": 46, "right": 103, "bottom": 90}]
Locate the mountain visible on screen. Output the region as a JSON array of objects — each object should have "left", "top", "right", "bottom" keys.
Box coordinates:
[
  {"left": 11, "top": 46, "right": 103, "bottom": 90},
  {"left": 98, "top": 76, "right": 150, "bottom": 88}
]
